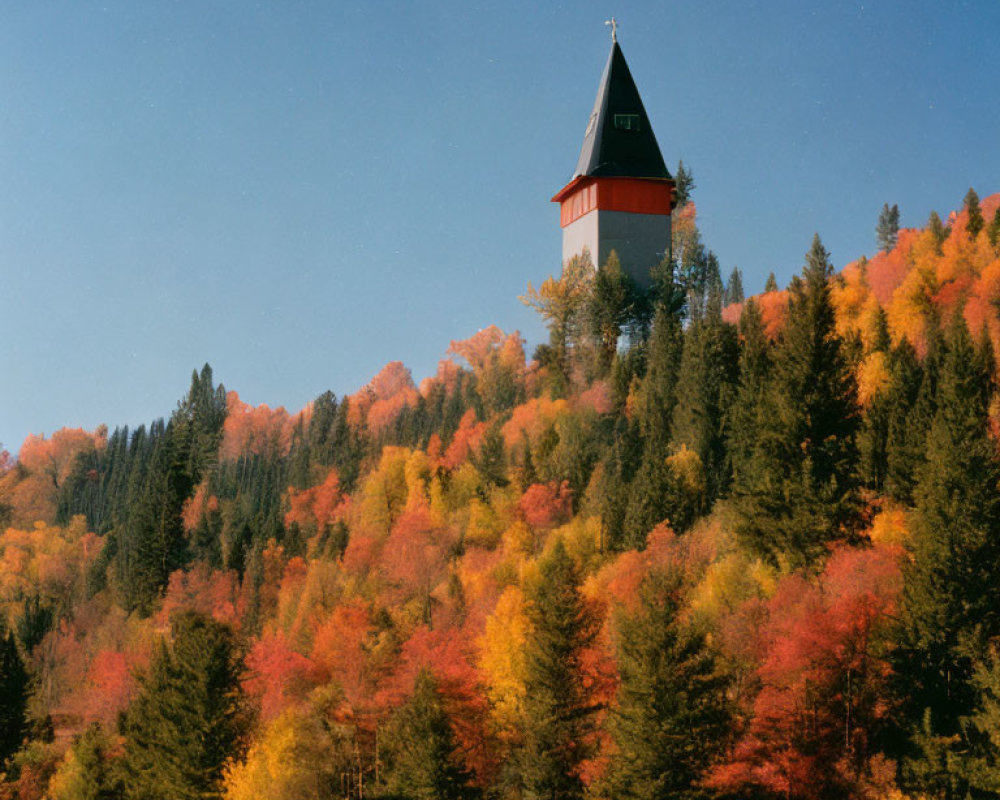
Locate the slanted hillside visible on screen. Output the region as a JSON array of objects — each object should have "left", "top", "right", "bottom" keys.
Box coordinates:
[{"left": 1, "top": 188, "right": 1000, "bottom": 800}]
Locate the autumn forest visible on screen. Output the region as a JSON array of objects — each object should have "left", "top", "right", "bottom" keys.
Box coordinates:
[{"left": 3, "top": 182, "right": 1000, "bottom": 800}]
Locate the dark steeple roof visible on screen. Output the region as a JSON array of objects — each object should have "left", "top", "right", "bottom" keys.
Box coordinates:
[{"left": 573, "top": 42, "right": 671, "bottom": 181}]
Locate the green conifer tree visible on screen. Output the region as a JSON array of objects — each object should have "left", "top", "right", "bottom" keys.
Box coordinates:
[
  {"left": 602, "top": 569, "right": 730, "bottom": 800},
  {"left": 733, "top": 235, "right": 860, "bottom": 566},
  {"left": 636, "top": 299, "right": 685, "bottom": 451},
  {"left": 884, "top": 338, "right": 930, "bottom": 505},
  {"left": 473, "top": 421, "right": 508, "bottom": 488},
  {"left": 857, "top": 307, "right": 893, "bottom": 492},
  {"left": 964, "top": 649, "right": 1000, "bottom": 794},
  {"left": 516, "top": 539, "right": 599, "bottom": 800},
  {"left": 379, "top": 669, "right": 477, "bottom": 800},
  {"left": 724, "top": 266, "right": 745, "bottom": 305},
  {"left": 622, "top": 450, "right": 674, "bottom": 549},
  {"left": 117, "top": 611, "right": 247, "bottom": 800},
  {"left": 120, "top": 427, "right": 192, "bottom": 614},
  {"left": 764, "top": 272, "right": 779, "bottom": 292},
  {"left": 877, "top": 202, "right": 901, "bottom": 252},
  {"left": 0, "top": 626, "right": 29, "bottom": 768},
  {"left": 895, "top": 316, "right": 1000, "bottom": 798},
  {"left": 588, "top": 251, "right": 634, "bottom": 376},
  {"left": 50, "top": 724, "right": 119, "bottom": 800},
  {"left": 966, "top": 187, "right": 985, "bottom": 239},
  {"left": 988, "top": 208, "right": 1000, "bottom": 249},
  {"left": 599, "top": 419, "right": 643, "bottom": 552},
  {"left": 673, "top": 160, "right": 694, "bottom": 207},
  {"left": 727, "top": 298, "right": 771, "bottom": 494},
  {"left": 671, "top": 283, "right": 739, "bottom": 502},
  {"left": 928, "top": 210, "right": 949, "bottom": 253}
]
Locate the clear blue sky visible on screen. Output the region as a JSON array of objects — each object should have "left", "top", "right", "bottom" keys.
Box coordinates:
[{"left": 2, "top": 1, "right": 998, "bottom": 453}]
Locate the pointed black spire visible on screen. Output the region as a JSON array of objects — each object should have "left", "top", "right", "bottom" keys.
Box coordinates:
[{"left": 574, "top": 42, "right": 671, "bottom": 181}]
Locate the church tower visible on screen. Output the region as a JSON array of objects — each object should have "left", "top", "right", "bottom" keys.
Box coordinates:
[{"left": 552, "top": 29, "right": 674, "bottom": 287}]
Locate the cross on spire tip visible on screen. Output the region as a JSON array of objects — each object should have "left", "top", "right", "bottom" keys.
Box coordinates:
[{"left": 604, "top": 17, "right": 618, "bottom": 43}]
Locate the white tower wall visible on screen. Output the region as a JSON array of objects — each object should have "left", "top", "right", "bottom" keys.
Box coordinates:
[{"left": 562, "top": 209, "right": 671, "bottom": 288}]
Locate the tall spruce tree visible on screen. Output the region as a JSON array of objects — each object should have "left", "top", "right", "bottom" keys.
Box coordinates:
[
  {"left": 733, "top": 235, "right": 860, "bottom": 565},
  {"left": 171, "top": 364, "right": 227, "bottom": 484},
  {"left": 928, "top": 210, "right": 949, "bottom": 253},
  {"left": 0, "top": 625, "right": 29, "bottom": 768},
  {"left": 118, "top": 425, "right": 192, "bottom": 614},
  {"left": 379, "top": 668, "right": 477, "bottom": 800},
  {"left": 599, "top": 417, "right": 644, "bottom": 551},
  {"left": 674, "top": 160, "right": 694, "bottom": 207},
  {"left": 727, "top": 298, "right": 771, "bottom": 496},
  {"left": 50, "top": 724, "right": 119, "bottom": 800},
  {"left": 988, "top": 208, "right": 1000, "bottom": 249},
  {"left": 636, "top": 298, "right": 685, "bottom": 451},
  {"left": 622, "top": 449, "right": 675, "bottom": 549},
  {"left": 884, "top": 337, "right": 932, "bottom": 505},
  {"left": 724, "top": 266, "right": 745, "bottom": 305},
  {"left": 671, "top": 281, "right": 739, "bottom": 502},
  {"left": 895, "top": 317, "right": 1000, "bottom": 798},
  {"left": 601, "top": 569, "right": 730, "bottom": 800},
  {"left": 964, "top": 649, "right": 1000, "bottom": 794},
  {"left": 877, "top": 202, "right": 901, "bottom": 252},
  {"left": 857, "top": 307, "right": 893, "bottom": 492},
  {"left": 965, "top": 187, "right": 985, "bottom": 239},
  {"left": 517, "top": 539, "right": 599, "bottom": 800},
  {"left": 588, "top": 251, "right": 634, "bottom": 376},
  {"left": 621, "top": 269, "right": 686, "bottom": 549},
  {"left": 117, "top": 611, "right": 247, "bottom": 800}
]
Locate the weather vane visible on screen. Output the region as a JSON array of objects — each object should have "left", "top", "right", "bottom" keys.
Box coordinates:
[{"left": 605, "top": 17, "right": 618, "bottom": 43}]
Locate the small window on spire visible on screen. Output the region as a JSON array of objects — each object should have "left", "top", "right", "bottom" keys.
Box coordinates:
[{"left": 614, "top": 114, "right": 640, "bottom": 131}]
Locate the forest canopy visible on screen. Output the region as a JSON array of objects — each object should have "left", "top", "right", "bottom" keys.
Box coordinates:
[{"left": 2, "top": 188, "right": 1000, "bottom": 799}]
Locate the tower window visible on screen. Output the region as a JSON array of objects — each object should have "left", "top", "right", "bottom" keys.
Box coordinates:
[{"left": 613, "top": 114, "right": 640, "bottom": 131}]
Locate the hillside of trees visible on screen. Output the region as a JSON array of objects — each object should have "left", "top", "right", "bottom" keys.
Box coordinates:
[{"left": 2, "top": 184, "right": 1000, "bottom": 799}]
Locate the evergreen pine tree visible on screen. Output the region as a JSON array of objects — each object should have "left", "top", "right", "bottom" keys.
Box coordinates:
[
  {"left": 964, "top": 649, "right": 1000, "bottom": 794},
  {"left": 884, "top": 338, "right": 930, "bottom": 505},
  {"left": 622, "top": 450, "right": 674, "bottom": 549},
  {"left": 379, "top": 669, "right": 477, "bottom": 800},
  {"left": 727, "top": 298, "right": 771, "bottom": 495},
  {"left": 620, "top": 270, "right": 686, "bottom": 549},
  {"left": 877, "top": 202, "right": 901, "bottom": 252},
  {"left": 678, "top": 229, "right": 709, "bottom": 305},
  {"left": 474, "top": 422, "right": 508, "bottom": 488},
  {"left": 673, "top": 160, "right": 694, "bottom": 207},
  {"left": 988, "top": 208, "right": 1000, "bottom": 249},
  {"left": 599, "top": 419, "right": 643, "bottom": 552},
  {"left": 117, "top": 611, "right": 247, "bottom": 800},
  {"left": 50, "top": 723, "right": 119, "bottom": 800},
  {"left": 119, "top": 426, "right": 192, "bottom": 614},
  {"left": 308, "top": 390, "right": 338, "bottom": 455},
  {"left": 671, "top": 283, "right": 739, "bottom": 502},
  {"left": 588, "top": 251, "right": 634, "bottom": 376},
  {"left": 0, "top": 625, "right": 29, "bottom": 768},
  {"left": 636, "top": 278, "right": 685, "bottom": 451},
  {"left": 895, "top": 315, "right": 1000, "bottom": 798},
  {"left": 764, "top": 272, "right": 779, "bottom": 292},
  {"left": 171, "top": 364, "right": 227, "bottom": 485},
  {"left": 928, "top": 210, "right": 949, "bottom": 253},
  {"left": 517, "top": 539, "right": 599, "bottom": 800},
  {"left": 517, "top": 437, "right": 538, "bottom": 492},
  {"left": 733, "top": 235, "right": 860, "bottom": 565},
  {"left": 724, "top": 266, "right": 744, "bottom": 305},
  {"left": 965, "top": 187, "right": 985, "bottom": 239},
  {"left": 602, "top": 569, "right": 730, "bottom": 800},
  {"left": 857, "top": 307, "right": 893, "bottom": 492}
]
